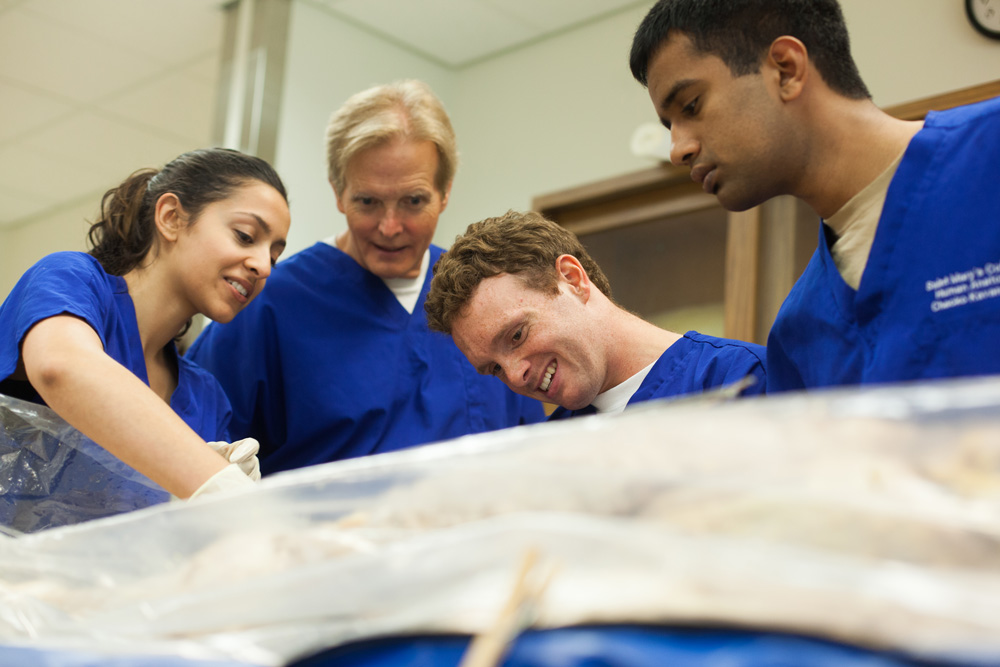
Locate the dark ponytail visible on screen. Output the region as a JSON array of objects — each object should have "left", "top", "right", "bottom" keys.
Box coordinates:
[{"left": 88, "top": 148, "right": 288, "bottom": 276}]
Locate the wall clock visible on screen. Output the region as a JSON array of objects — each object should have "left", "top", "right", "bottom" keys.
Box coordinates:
[{"left": 967, "top": 0, "right": 1000, "bottom": 40}]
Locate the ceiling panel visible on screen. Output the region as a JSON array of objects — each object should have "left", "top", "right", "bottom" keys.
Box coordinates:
[
  {"left": 1, "top": 0, "right": 647, "bottom": 229},
  {"left": 0, "top": 0, "right": 223, "bottom": 229},
  {"left": 0, "top": 80, "right": 72, "bottom": 144},
  {"left": 182, "top": 52, "right": 225, "bottom": 87},
  {"left": 315, "top": 0, "right": 648, "bottom": 67},
  {"left": 22, "top": 0, "right": 224, "bottom": 66},
  {"left": 0, "top": 143, "right": 98, "bottom": 207},
  {"left": 95, "top": 56, "right": 220, "bottom": 146},
  {"left": 325, "top": 0, "right": 536, "bottom": 66},
  {"left": 479, "top": 0, "right": 645, "bottom": 31},
  {"left": 19, "top": 111, "right": 198, "bottom": 181},
  {"left": 0, "top": 188, "right": 51, "bottom": 224},
  {"left": 0, "top": 6, "right": 161, "bottom": 103}
]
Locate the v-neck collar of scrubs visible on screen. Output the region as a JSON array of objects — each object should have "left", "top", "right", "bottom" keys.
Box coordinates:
[
  {"left": 315, "top": 241, "right": 434, "bottom": 327},
  {"left": 817, "top": 127, "right": 929, "bottom": 333},
  {"left": 110, "top": 274, "right": 192, "bottom": 416}
]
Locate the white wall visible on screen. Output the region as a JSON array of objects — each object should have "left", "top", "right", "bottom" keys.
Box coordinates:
[
  {"left": 443, "top": 4, "right": 659, "bottom": 246},
  {"left": 274, "top": 1, "right": 661, "bottom": 254},
  {"left": 4, "top": 0, "right": 998, "bottom": 294},
  {"left": 272, "top": 0, "right": 1000, "bottom": 257},
  {"left": 840, "top": 0, "right": 999, "bottom": 108},
  {"left": 273, "top": 0, "right": 456, "bottom": 256},
  {"left": 0, "top": 200, "right": 96, "bottom": 296}
]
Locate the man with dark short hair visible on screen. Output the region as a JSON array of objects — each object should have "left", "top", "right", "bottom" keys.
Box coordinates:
[{"left": 630, "top": 0, "right": 1000, "bottom": 391}]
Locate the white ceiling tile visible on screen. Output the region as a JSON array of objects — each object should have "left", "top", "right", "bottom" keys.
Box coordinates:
[
  {"left": 0, "top": 80, "right": 73, "bottom": 144},
  {"left": 0, "top": 187, "right": 52, "bottom": 227},
  {"left": 21, "top": 0, "right": 224, "bottom": 67},
  {"left": 0, "top": 6, "right": 162, "bottom": 102},
  {"left": 0, "top": 1, "right": 221, "bottom": 229},
  {"left": 1, "top": 0, "right": 645, "bottom": 230},
  {"left": 18, "top": 111, "right": 200, "bottom": 188},
  {"left": 316, "top": 0, "right": 648, "bottom": 66},
  {"left": 0, "top": 142, "right": 113, "bottom": 202},
  {"left": 322, "top": 0, "right": 538, "bottom": 66},
  {"left": 181, "top": 53, "right": 223, "bottom": 87},
  {"left": 479, "top": 0, "right": 647, "bottom": 32},
  {"left": 97, "top": 67, "right": 219, "bottom": 146}
]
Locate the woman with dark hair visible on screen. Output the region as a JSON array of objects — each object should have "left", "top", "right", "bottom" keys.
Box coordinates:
[{"left": 0, "top": 147, "right": 291, "bottom": 500}]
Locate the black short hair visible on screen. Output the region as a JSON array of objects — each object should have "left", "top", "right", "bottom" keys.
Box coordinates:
[{"left": 630, "top": 0, "right": 870, "bottom": 100}]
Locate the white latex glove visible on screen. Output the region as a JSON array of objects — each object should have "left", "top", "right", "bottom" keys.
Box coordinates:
[
  {"left": 190, "top": 463, "right": 256, "bottom": 499},
  {"left": 171, "top": 463, "right": 255, "bottom": 502},
  {"left": 206, "top": 438, "right": 261, "bottom": 481}
]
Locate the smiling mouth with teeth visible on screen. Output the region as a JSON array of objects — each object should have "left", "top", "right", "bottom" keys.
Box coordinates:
[
  {"left": 227, "top": 279, "right": 248, "bottom": 297},
  {"left": 539, "top": 360, "right": 557, "bottom": 392}
]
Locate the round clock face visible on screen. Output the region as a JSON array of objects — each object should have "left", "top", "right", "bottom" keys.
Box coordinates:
[{"left": 967, "top": 0, "right": 1000, "bottom": 39}]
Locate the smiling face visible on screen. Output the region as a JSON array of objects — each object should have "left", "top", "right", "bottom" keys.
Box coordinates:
[
  {"left": 335, "top": 138, "right": 450, "bottom": 279},
  {"left": 450, "top": 269, "right": 610, "bottom": 411},
  {"left": 645, "top": 33, "right": 798, "bottom": 212},
  {"left": 171, "top": 180, "right": 290, "bottom": 323}
]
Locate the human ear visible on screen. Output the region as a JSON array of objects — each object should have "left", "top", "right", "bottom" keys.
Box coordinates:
[
  {"left": 438, "top": 180, "right": 453, "bottom": 212},
  {"left": 153, "top": 193, "right": 187, "bottom": 242},
  {"left": 332, "top": 181, "right": 347, "bottom": 215},
  {"left": 555, "top": 254, "right": 592, "bottom": 302},
  {"left": 766, "top": 36, "right": 808, "bottom": 101}
]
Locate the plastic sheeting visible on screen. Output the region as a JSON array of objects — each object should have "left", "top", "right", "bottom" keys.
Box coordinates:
[
  {"left": 3, "top": 377, "right": 1000, "bottom": 666},
  {"left": 0, "top": 394, "right": 167, "bottom": 535}
]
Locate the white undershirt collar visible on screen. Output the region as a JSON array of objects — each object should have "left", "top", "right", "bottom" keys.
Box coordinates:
[
  {"left": 590, "top": 359, "right": 657, "bottom": 415},
  {"left": 381, "top": 249, "right": 429, "bottom": 314}
]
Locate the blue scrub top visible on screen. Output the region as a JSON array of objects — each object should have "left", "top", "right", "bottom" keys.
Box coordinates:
[
  {"left": 187, "top": 242, "right": 545, "bottom": 474},
  {"left": 767, "top": 96, "right": 1000, "bottom": 391},
  {"left": 551, "top": 331, "right": 766, "bottom": 419},
  {"left": 0, "top": 252, "right": 231, "bottom": 440},
  {"left": 0, "top": 252, "right": 232, "bottom": 531}
]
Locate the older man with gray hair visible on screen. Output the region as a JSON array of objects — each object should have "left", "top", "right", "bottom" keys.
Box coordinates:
[{"left": 189, "top": 80, "right": 543, "bottom": 473}]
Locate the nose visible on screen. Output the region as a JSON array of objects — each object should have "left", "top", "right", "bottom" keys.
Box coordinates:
[
  {"left": 378, "top": 206, "right": 404, "bottom": 238},
  {"left": 669, "top": 126, "right": 698, "bottom": 166},
  {"left": 502, "top": 356, "right": 532, "bottom": 390},
  {"left": 246, "top": 245, "right": 272, "bottom": 279}
]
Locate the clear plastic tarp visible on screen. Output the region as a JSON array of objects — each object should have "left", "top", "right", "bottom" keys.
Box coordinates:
[
  {"left": 3, "top": 377, "right": 1000, "bottom": 665},
  {"left": 0, "top": 394, "right": 167, "bottom": 535}
]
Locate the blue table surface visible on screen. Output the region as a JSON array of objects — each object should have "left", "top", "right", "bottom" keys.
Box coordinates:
[
  {"left": 297, "top": 625, "right": 993, "bottom": 667},
  {"left": 4, "top": 625, "right": 995, "bottom": 667}
]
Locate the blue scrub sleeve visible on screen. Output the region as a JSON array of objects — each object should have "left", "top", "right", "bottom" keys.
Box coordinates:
[{"left": 0, "top": 253, "right": 111, "bottom": 380}]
